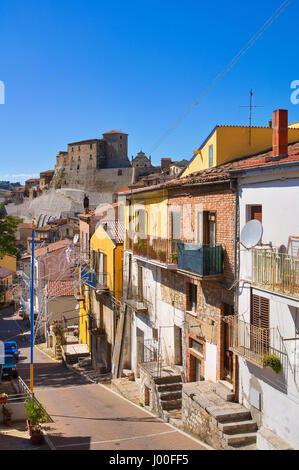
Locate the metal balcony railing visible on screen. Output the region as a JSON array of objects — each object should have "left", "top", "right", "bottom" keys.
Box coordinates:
[
  {"left": 252, "top": 249, "right": 299, "bottom": 298},
  {"left": 177, "top": 242, "right": 223, "bottom": 276},
  {"left": 229, "top": 316, "right": 285, "bottom": 369},
  {"left": 125, "top": 231, "right": 176, "bottom": 264},
  {"left": 80, "top": 267, "right": 109, "bottom": 291}
]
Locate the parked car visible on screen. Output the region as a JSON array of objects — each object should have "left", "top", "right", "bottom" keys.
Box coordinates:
[
  {"left": 2, "top": 354, "right": 18, "bottom": 379},
  {"left": 4, "top": 341, "right": 20, "bottom": 362}
]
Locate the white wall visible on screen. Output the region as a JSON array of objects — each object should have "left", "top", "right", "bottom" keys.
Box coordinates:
[
  {"left": 125, "top": 252, "right": 184, "bottom": 377},
  {"left": 237, "top": 167, "right": 299, "bottom": 449}
]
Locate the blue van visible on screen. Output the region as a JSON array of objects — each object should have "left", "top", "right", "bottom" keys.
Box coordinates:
[
  {"left": 2, "top": 354, "right": 18, "bottom": 379},
  {"left": 4, "top": 341, "right": 20, "bottom": 362}
]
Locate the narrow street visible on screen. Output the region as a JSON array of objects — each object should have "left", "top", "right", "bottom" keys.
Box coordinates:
[{"left": 0, "top": 308, "right": 209, "bottom": 451}]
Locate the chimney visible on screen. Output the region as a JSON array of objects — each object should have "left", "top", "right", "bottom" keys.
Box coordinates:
[
  {"left": 268, "top": 120, "right": 272, "bottom": 128},
  {"left": 273, "top": 109, "right": 288, "bottom": 157}
]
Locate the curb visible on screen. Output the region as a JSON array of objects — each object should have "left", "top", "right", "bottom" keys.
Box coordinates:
[
  {"left": 64, "top": 362, "right": 98, "bottom": 384},
  {"left": 41, "top": 425, "right": 56, "bottom": 451}
]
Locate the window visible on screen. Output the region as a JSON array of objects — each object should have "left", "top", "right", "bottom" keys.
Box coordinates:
[
  {"left": 247, "top": 205, "right": 262, "bottom": 223},
  {"left": 118, "top": 169, "right": 122, "bottom": 176},
  {"left": 187, "top": 283, "right": 197, "bottom": 313},
  {"left": 90, "top": 144, "right": 93, "bottom": 149},
  {"left": 78, "top": 146, "right": 80, "bottom": 151},
  {"left": 90, "top": 155, "right": 93, "bottom": 160},
  {"left": 138, "top": 265, "right": 143, "bottom": 301},
  {"left": 171, "top": 210, "right": 181, "bottom": 240},
  {"left": 190, "top": 338, "right": 204, "bottom": 355},
  {"left": 198, "top": 211, "right": 216, "bottom": 246},
  {"left": 120, "top": 135, "right": 122, "bottom": 140},
  {"left": 209, "top": 145, "right": 213, "bottom": 167},
  {"left": 251, "top": 292, "right": 270, "bottom": 353}
]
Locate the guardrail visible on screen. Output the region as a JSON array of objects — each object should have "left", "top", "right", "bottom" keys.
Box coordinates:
[{"left": 252, "top": 249, "right": 299, "bottom": 298}]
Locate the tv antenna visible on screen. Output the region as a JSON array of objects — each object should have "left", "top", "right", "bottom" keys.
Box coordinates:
[{"left": 240, "top": 89, "right": 264, "bottom": 145}]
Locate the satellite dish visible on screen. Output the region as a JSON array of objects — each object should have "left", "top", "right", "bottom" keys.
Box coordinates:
[
  {"left": 73, "top": 234, "right": 79, "bottom": 245},
  {"left": 240, "top": 220, "right": 263, "bottom": 249}
]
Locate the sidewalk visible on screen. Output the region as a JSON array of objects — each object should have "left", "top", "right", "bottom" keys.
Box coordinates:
[{"left": 0, "top": 422, "right": 49, "bottom": 450}]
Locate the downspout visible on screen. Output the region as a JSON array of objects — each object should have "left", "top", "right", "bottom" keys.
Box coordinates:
[{"left": 230, "top": 177, "right": 239, "bottom": 401}]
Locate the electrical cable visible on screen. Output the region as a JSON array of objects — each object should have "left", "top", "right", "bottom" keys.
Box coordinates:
[{"left": 149, "top": 0, "right": 294, "bottom": 154}]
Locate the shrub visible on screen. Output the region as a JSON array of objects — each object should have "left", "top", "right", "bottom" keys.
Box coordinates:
[
  {"left": 262, "top": 353, "right": 281, "bottom": 373},
  {"left": 25, "top": 398, "right": 48, "bottom": 426}
]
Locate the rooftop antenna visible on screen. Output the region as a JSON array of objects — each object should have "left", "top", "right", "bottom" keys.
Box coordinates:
[{"left": 239, "top": 89, "right": 264, "bottom": 145}]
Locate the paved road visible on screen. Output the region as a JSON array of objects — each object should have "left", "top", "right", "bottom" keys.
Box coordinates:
[{"left": 0, "top": 308, "right": 209, "bottom": 451}]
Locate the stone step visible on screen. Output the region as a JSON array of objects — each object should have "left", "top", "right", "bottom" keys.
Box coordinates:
[
  {"left": 160, "top": 399, "right": 182, "bottom": 411},
  {"left": 154, "top": 375, "right": 182, "bottom": 385},
  {"left": 218, "top": 420, "right": 258, "bottom": 435},
  {"left": 210, "top": 409, "right": 252, "bottom": 423},
  {"left": 214, "top": 383, "right": 235, "bottom": 402},
  {"left": 224, "top": 432, "right": 257, "bottom": 447},
  {"left": 156, "top": 383, "right": 182, "bottom": 392},
  {"left": 158, "top": 390, "right": 182, "bottom": 401}
]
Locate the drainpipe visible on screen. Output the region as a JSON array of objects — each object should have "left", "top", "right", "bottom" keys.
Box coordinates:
[{"left": 230, "top": 177, "right": 239, "bottom": 402}]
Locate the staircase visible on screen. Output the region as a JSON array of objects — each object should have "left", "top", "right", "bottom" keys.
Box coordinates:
[
  {"left": 183, "top": 380, "right": 258, "bottom": 450},
  {"left": 155, "top": 375, "right": 183, "bottom": 414}
]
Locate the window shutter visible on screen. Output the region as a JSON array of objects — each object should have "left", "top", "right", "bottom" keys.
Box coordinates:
[
  {"left": 251, "top": 294, "right": 269, "bottom": 328},
  {"left": 197, "top": 211, "right": 203, "bottom": 245},
  {"left": 171, "top": 211, "right": 181, "bottom": 240}
]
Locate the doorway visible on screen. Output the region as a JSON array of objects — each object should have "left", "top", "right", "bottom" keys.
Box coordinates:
[{"left": 223, "top": 304, "right": 234, "bottom": 383}]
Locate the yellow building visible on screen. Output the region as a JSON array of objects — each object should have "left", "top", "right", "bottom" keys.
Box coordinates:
[
  {"left": 181, "top": 124, "right": 299, "bottom": 178},
  {"left": 79, "top": 221, "right": 124, "bottom": 372},
  {"left": 0, "top": 255, "right": 17, "bottom": 273},
  {"left": 0, "top": 267, "right": 14, "bottom": 305}
]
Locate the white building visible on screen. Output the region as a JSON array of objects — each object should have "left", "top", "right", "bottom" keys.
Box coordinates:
[{"left": 230, "top": 137, "right": 299, "bottom": 450}]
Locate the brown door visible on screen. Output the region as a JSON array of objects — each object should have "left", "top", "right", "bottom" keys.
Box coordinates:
[{"left": 224, "top": 304, "right": 234, "bottom": 383}]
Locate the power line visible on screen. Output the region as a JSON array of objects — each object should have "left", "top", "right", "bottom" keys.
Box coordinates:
[{"left": 149, "top": 0, "right": 294, "bottom": 155}]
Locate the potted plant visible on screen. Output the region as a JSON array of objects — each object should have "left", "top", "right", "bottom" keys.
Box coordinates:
[
  {"left": 25, "top": 398, "right": 48, "bottom": 445},
  {"left": 2, "top": 405, "right": 13, "bottom": 426},
  {"left": 261, "top": 353, "right": 282, "bottom": 373},
  {"left": 0, "top": 393, "right": 8, "bottom": 405}
]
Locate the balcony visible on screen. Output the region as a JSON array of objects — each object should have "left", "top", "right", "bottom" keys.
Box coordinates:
[
  {"left": 252, "top": 249, "right": 299, "bottom": 299},
  {"left": 177, "top": 242, "right": 223, "bottom": 277},
  {"left": 229, "top": 316, "right": 285, "bottom": 369},
  {"left": 80, "top": 267, "right": 109, "bottom": 292},
  {"left": 125, "top": 231, "right": 176, "bottom": 266}
]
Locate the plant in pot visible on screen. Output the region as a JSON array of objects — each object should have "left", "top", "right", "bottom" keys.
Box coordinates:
[
  {"left": 25, "top": 398, "right": 48, "bottom": 445},
  {"left": 2, "top": 405, "right": 13, "bottom": 426},
  {"left": 261, "top": 353, "right": 282, "bottom": 373},
  {"left": 0, "top": 393, "right": 8, "bottom": 405}
]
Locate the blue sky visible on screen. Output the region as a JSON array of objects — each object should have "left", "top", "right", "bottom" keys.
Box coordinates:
[{"left": 0, "top": 0, "right": 298, "bottom": 183}]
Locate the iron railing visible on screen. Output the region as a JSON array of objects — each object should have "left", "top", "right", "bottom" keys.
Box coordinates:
[
  {"left": 252, "top": 249, "right": 299, "bottom": 298},
  {"left": 80, "top": 267, "right": 109, "bottom": 290},
  {"left": 125, "top": 230, "right": 223, "bottom": 277},
  {"left": 139, "top": 339, "right": 162, "bottom": 377},
  {"left": 177, "top": 242, "right": 223, "bottom": 276},
  {"left": 125, "top": 231, "right": 176, "bottom": 264},
  {"left": 229, "top": 316, "right": 286, "bottom": 369}
]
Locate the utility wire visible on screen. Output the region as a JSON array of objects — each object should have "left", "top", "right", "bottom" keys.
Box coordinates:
[{"left": 149, "top": 0, "right": 294, "bottom": 154}]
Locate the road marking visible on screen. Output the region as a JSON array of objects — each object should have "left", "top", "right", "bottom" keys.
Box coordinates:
[
  {"left": 54, "top": 429, "right": 177, "bottom": 448},
  {"left": 98, "top": 383, "right": 214, "bottom": 450}
]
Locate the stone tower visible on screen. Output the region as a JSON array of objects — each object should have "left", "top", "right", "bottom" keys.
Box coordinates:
[{"left": 101, "top": 130, "right": 130, "bottom": 168}]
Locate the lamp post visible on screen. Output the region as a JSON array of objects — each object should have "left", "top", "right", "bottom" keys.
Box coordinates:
[{"left": 30, "top": 221, "right": 35, "bottom": 393}]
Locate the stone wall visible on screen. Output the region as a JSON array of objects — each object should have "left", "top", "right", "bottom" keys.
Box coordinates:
[{"left": 182, "top": 384, "right": 223, "bottom": 449}]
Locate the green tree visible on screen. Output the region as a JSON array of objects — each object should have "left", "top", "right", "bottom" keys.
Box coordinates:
[{"left": 0, "top": 203, "right": 22, "bottom": 258}]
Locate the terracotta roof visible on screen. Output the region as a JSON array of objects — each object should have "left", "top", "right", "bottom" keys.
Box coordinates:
[
  {"left": 102, "top": 130, "right": 128, "bottom": 135},
  {"left": 0, "top": 266, "right": 14, "bottom": 279},
  {"left": 18, "top": 223, "right": 32, "bottom": 229},
  {"left": 46, "top": 280, "right": 75, "bottom": 297},
  {"left": 34, "top": 239, "right": 72, "bottom": 258},
  {"left": 101, "top": 220, "right": 124, "bottom": 243},
  {"left": 116, "top": 186, "right": 129, "bottom": 193}
]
